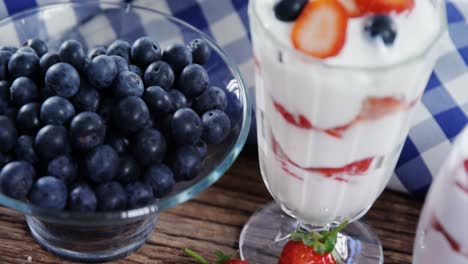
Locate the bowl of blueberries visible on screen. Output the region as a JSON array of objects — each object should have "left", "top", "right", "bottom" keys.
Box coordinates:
[{"left": 0, "top": 1, "right": 251, "bottom": 262}]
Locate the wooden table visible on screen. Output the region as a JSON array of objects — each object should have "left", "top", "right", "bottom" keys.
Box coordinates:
[{"left": 0, "top": 146, "right": 423, "bottom": 263}]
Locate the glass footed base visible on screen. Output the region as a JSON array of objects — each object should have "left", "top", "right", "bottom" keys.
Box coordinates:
[
  {"left": 240, "top": 202, "right": 383, "bottom": 264},
  {"left": 26, "top": 214, "right": 157, "bottom": 263}
]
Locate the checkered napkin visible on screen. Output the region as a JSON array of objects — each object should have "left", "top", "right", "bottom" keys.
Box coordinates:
[{"left": 1, "top": 0, "right": 467, "bottom": 196}]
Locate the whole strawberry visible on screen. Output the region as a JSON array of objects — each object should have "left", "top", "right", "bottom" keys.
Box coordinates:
[
  {"left": 184, "top": 248, "right": 249, "bottom": 264},
  {"left": 278, "top": 221, "right": 348, "bottom": 264}
]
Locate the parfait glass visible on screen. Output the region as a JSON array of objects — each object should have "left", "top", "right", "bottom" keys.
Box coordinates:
[
  {"left": 240, "top": 0, "right": 447, "bottom": 263},
  {"left": 413, "top": 125, "right": 468, "bottom": 264}
]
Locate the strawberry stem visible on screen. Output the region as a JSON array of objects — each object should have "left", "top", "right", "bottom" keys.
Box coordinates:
[
  {"left": 326, "top": 220, "right": 349, "bottom": 239},
  {"left": 184, "top": 248, "right": 209, "bottom": 264}
]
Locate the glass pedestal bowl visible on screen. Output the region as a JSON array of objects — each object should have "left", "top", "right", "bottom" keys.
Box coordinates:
[{"left": 0, "top": 1, "right": 251, "bottom": 262}]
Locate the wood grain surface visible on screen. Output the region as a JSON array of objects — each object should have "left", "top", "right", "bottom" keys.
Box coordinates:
[{"left": 0, "top": 146, "right": 423, "bottom": 263}]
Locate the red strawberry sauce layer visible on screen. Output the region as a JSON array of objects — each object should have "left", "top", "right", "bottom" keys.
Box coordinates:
[
  {"left": 271, "top": 134, "right": 375, "bottom": 183},
  {"left": 457, "top": 160, "right": 468, "bottom": 194},
  {"left": 273, "top": 96, "right": 419, "bottom": 138},
  {"left": 431, "top": 216, "right": 468, "bottom": 258}
]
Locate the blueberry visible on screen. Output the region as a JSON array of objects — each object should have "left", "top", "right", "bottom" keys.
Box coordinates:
[
  {"left": 85, "top": 145, "right": 119, "bottom": 183},
  {"left": 113, "top": 96, "right": 150, "bottom": 134},
  {"left": 1, "top": 104, "right": 17, "bottom": 121},
  {"left": 86, "top": 55, "right": 117, "bottom": 90},
  {"left": 201, "top": 110, "right": 231, "bottom": 144},
  {"left": 178, "top": 64, "right": 209, "bottom": 98},
  {"left": 58, "top": 40, "right": 87, "bottom": 71},
  {"left": 115, "top": 156, "right": 140, "bottom": 184},
  {"left": 107, "top": 40, "right": 131, "bottom": 62},
  {"left": 188, "top": 38, "right": 211, "bottom": 65},
  {"left": 193, "top": 86, "right": 227, "bottom": 113},
  {"left": 16, "top": 102, "right": 41, "bottom": 134},
  {"left": 144, "top": 164, "right": 175, "bottom": 198},
  {"left": 113, "top": 71, "right": 144, "bottom": 97},
  {"left": 274, "top": 0, "right": 308, "bottom": 21},
  {"left": 0, "top": 46, "right": 17, "bottom": 53},
  {"left": 97, "top": 96, "right": 114, "bottom": 124},
  {"left": 47, "top": 155, "right": 77, "bottom": 184},
  {"left": 224, "top": 89, "right": 243, "bottom": 133},
  {"left": 10, "top": 77, "right": 39, "bottom": 105},
  {"left": 132, "top": 128, "right": 166, "bottom": 166},
  {"left": 168, "top": 89, "right": 188, "bottom": 112},
  {"left": 125, "top": 181, "right": 154, "bottom": 209},
  {"left": 0, "top": 50, "right": 12, "bottom": 80},
  {"left": 35, "top": 125, "right": 70, "bottom": 160},
  {"left": 0, "top": 81, "right": 8, "bottom": 101},
  {"left": 14, "top": 135, "right": 39, "bottom": 164},
  {"left": 0, "top": 99, "right": 7, "bottom": 116},
  {"left": 88, "top": 46, "right": 107, "bottom": 60},
  {"left": 131, "top": 37, "right": 162, "bottom": 67},
  {"left": 96, "top": 181, "right": 127, "bottom": 211},
  {"left": 40, "top": 83, "right": 55, "bottom": 99},
  {"left": 158, "top": 114, "right": 173, "bottom": 139},
  {"left": 128, "top": 64, "right": 143, "bottom": 78},
  {"left": 111, "top": 55, "right": 129, "bottom": 73},
  {"left": 162, "top": 43, "right": 192, "bottom": 72},
  {"left": 194, "top": 140, "right": 207, "bottom": 158},
  {"left": 45, "top": 62, "right": 80, "bottom": 98},
  {"left": 107, "top": 134, "right": 130, "bottom": 155},
  {"left": 17, "top": 47, "right": 37, "bottom": 56},
  {"left": 70, "top": 112, "right": 106, "bottom": 150},
  {"left": 143, "top": 86, "right": 172, "bottom": 116},
  {"left": 24, "top": 39, "right": 48, "bottom": 58},
  {"left": 40, "top": 96, "right": 75, "bottom": 125},
  {"left": 30, "top": 176, "right": 67, "bottom": 210},
  {"left": 171, "top": 145, "right": 201, "bottom": 181},
  {"left": 0, "top": 152, "right": 12, "bottom": 170},
  {"left": 39, "top": 52, "right": 61, "bottom": 77},
  {"left": 0, "top": 115, "right": 17, "bottom": 153},
  {"left": 69, "top": 184, "right": 97, "bottom": 212},
  {"left": 144, "top": 61, "right": 174, "bottom": 90},
  {"left": 71, "top": 82, "right": 100, "bottom": 112},
  {"left": 171, "top": 108, "right": 202, "bottom": 145},
  {"left": 0, "top": 161, "right": 35, "bottom": 199},
  {"left": 365, "top": 15, "right": 397, "bottom": 46},
  {"left": 143, "top": 112, "right": 156, "bottom": 129}
]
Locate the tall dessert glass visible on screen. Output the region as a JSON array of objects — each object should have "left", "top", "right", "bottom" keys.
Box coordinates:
[
  {"left": 413, "top": 125, "right": 468, "bottom": 264},
  {"left": 241, "top": 0, "right": 447, "bottom": 263}
]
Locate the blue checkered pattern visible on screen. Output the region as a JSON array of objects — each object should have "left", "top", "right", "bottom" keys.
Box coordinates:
[{"left": 0, "top": 0, "right": 467, "bottom": 195}]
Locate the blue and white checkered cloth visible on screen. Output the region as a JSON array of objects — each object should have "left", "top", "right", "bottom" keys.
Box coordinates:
[{"left": 1, "top": 0, "right": 468, "bottom": 196}]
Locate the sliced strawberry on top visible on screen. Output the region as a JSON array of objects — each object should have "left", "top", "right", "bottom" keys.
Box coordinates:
[
  {"left": 337, "top": 0, "right": 366, "bottom": 17},
  {"left": 291, "top": 0, "right": 348, "bottom": 59},
  {"left": 357, "top": 0, "right": 414, "bottom": 14}
]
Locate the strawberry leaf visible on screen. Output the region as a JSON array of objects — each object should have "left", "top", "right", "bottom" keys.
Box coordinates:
[
  {"left": 313, "top": 242, "right": 326, "bottom": 255},
  {"left": 303, "top": 237, "right": 315, "bottom": 247},
  {"left": 291, "top": 230, "right": 308, "bottom": 241},
  {"left": 289, "top": 220, "right": 350, "bottom": 255},
  {"left": 324, "top": 235, "right": 337, "bottom": 253},
  {"left": 184, "top": 248, "right": 209, "bottom": 264},
  {"left": 214, "top": 250, "right": 234, "bottom": 264}
]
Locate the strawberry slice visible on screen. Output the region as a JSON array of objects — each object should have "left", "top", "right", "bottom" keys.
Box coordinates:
[
  {"left": 358, "top": 97, "right": 405, "bottom": 121},
  {"left": 310, "top": 158, "right": 374, "bottom": 177},
  {"left": 357, "top": 0, "right": 414, "bottom": 14},
  {"left": 337, "top": 0, "right": 365, "bottom": 17},
  {"left": 291, "top": 0, "right": 348, "bottom": 59}
]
